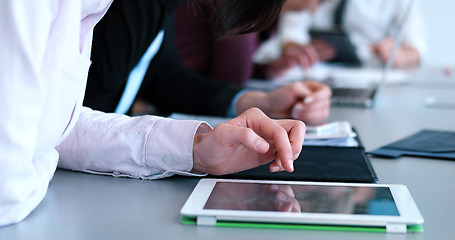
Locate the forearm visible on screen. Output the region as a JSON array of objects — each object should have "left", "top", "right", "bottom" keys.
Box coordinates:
[
  {"left": 57, "top": 107, "right": 205, "bottom": 179},
  {"left": 282, "top": 41, "right": 303, "bottom": 52},
  {"left": 373, "top": 41, "right": 422, "bottom": 68}
]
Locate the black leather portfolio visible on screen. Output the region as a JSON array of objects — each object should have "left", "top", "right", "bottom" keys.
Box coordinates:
[{"left": 211, "top": 133, "right": 378, "bottom": 183}]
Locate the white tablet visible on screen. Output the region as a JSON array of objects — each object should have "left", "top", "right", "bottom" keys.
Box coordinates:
[{"left": 180, "top": 179, "right": 423, "bottom": 233}]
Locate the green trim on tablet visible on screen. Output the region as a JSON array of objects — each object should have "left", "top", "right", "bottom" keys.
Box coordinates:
[{"left": 181, "top": 217, "right": 423, "bottom": 233}]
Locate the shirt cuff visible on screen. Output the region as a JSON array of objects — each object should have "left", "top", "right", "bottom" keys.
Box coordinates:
[
  {"left": 144, "top": 118, "right": 212, "bottom": 179},
  {"left": 226, "top": 89, "right": 251, "bottom": 118}
]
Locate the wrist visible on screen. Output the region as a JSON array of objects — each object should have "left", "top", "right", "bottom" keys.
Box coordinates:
[
  {"left": 191, "top": 123, "right": 211, "bottom": 174},
  {"left": 401, "top": 46, "right": 421, "bottom": 67},
  {"left": 283, "top": 41, "right": 302, "bottom": 53},
  {"left": 235, "top": 91, "right": 269, "bottom": 115}
]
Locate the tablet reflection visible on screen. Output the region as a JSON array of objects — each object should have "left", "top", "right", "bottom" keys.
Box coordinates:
[{"left": 204, "top": 182, "right": 399, "bottom": 215}]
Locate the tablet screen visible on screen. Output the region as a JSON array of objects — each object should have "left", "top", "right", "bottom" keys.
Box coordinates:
[{"left": 204, "top": 182, "right": 399, "bottom": 216}]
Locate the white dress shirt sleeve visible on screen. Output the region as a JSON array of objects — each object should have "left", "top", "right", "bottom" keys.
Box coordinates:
[
  {"left": 253, "top": 10, "right": 313, "bottom": 64},
  {"left": 56, "top": 107, "right": 209, "bottom": 179},
  {"left": 399, "top": 0, "right": 427, "bottom": 62},
  {"left": 0, "top": 1, "right": 59, "bottom": 226},
  {"left": 279, "top": 10, "right": 313, "bottom": 46}
]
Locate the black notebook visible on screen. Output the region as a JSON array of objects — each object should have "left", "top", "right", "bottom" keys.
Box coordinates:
[{"left": 210, "top": 132, "right": 378, "bottom": 183}]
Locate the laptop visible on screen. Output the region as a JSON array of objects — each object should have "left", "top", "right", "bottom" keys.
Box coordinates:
[
  {"left": 324, "top": 0, "right": 415, "bottom": 108},
  {"left": 323, "top": 76, "right": 378, "bottom": 108}
]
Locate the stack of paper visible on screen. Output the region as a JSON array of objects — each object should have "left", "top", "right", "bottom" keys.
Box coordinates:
[{"left": 304, "top": 121, "right": 358, "bottom": 147}]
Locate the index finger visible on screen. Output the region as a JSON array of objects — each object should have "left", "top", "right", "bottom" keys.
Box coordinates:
[
  {"left": 230, "top": 108, "right": 294, "bottom": 172},
  {"left": 275, "top": 119, "right": 305, "bottom": 159}
]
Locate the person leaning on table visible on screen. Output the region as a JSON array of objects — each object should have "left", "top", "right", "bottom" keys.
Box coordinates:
[
  {"left": 84, "top": 0, "right": 331, "bottom": 124},
  {"left": 0, "top": 0, "right": 320, "bottom": 226},
  {"left": 171, "top": 0, "right": 322, "bottom": 85}
]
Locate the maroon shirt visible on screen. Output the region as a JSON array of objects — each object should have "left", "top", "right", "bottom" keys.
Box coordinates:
[{"left": 174, "top": 1, "right": 258, "bottom": 86}]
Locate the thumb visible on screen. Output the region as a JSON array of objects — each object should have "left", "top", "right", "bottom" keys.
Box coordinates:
[
  {"left": 291, "top": 102, "right": 305, "bottom": 120},
  {"left": 289, "top": 82, "right": 314, "bottom": 101}
]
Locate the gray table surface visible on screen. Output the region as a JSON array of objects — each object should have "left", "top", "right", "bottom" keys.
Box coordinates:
[{"left": 1, "top": 68, "right": 455, "bottom": 240}]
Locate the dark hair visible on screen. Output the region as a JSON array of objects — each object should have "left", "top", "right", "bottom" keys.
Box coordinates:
[{"left": 190, "top": 0, "right": 286, "bottom": 39}]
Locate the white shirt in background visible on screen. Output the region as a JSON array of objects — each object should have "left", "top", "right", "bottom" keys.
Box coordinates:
[{"left": 255, "top": 0, "right": 426, "bottom": 67}]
